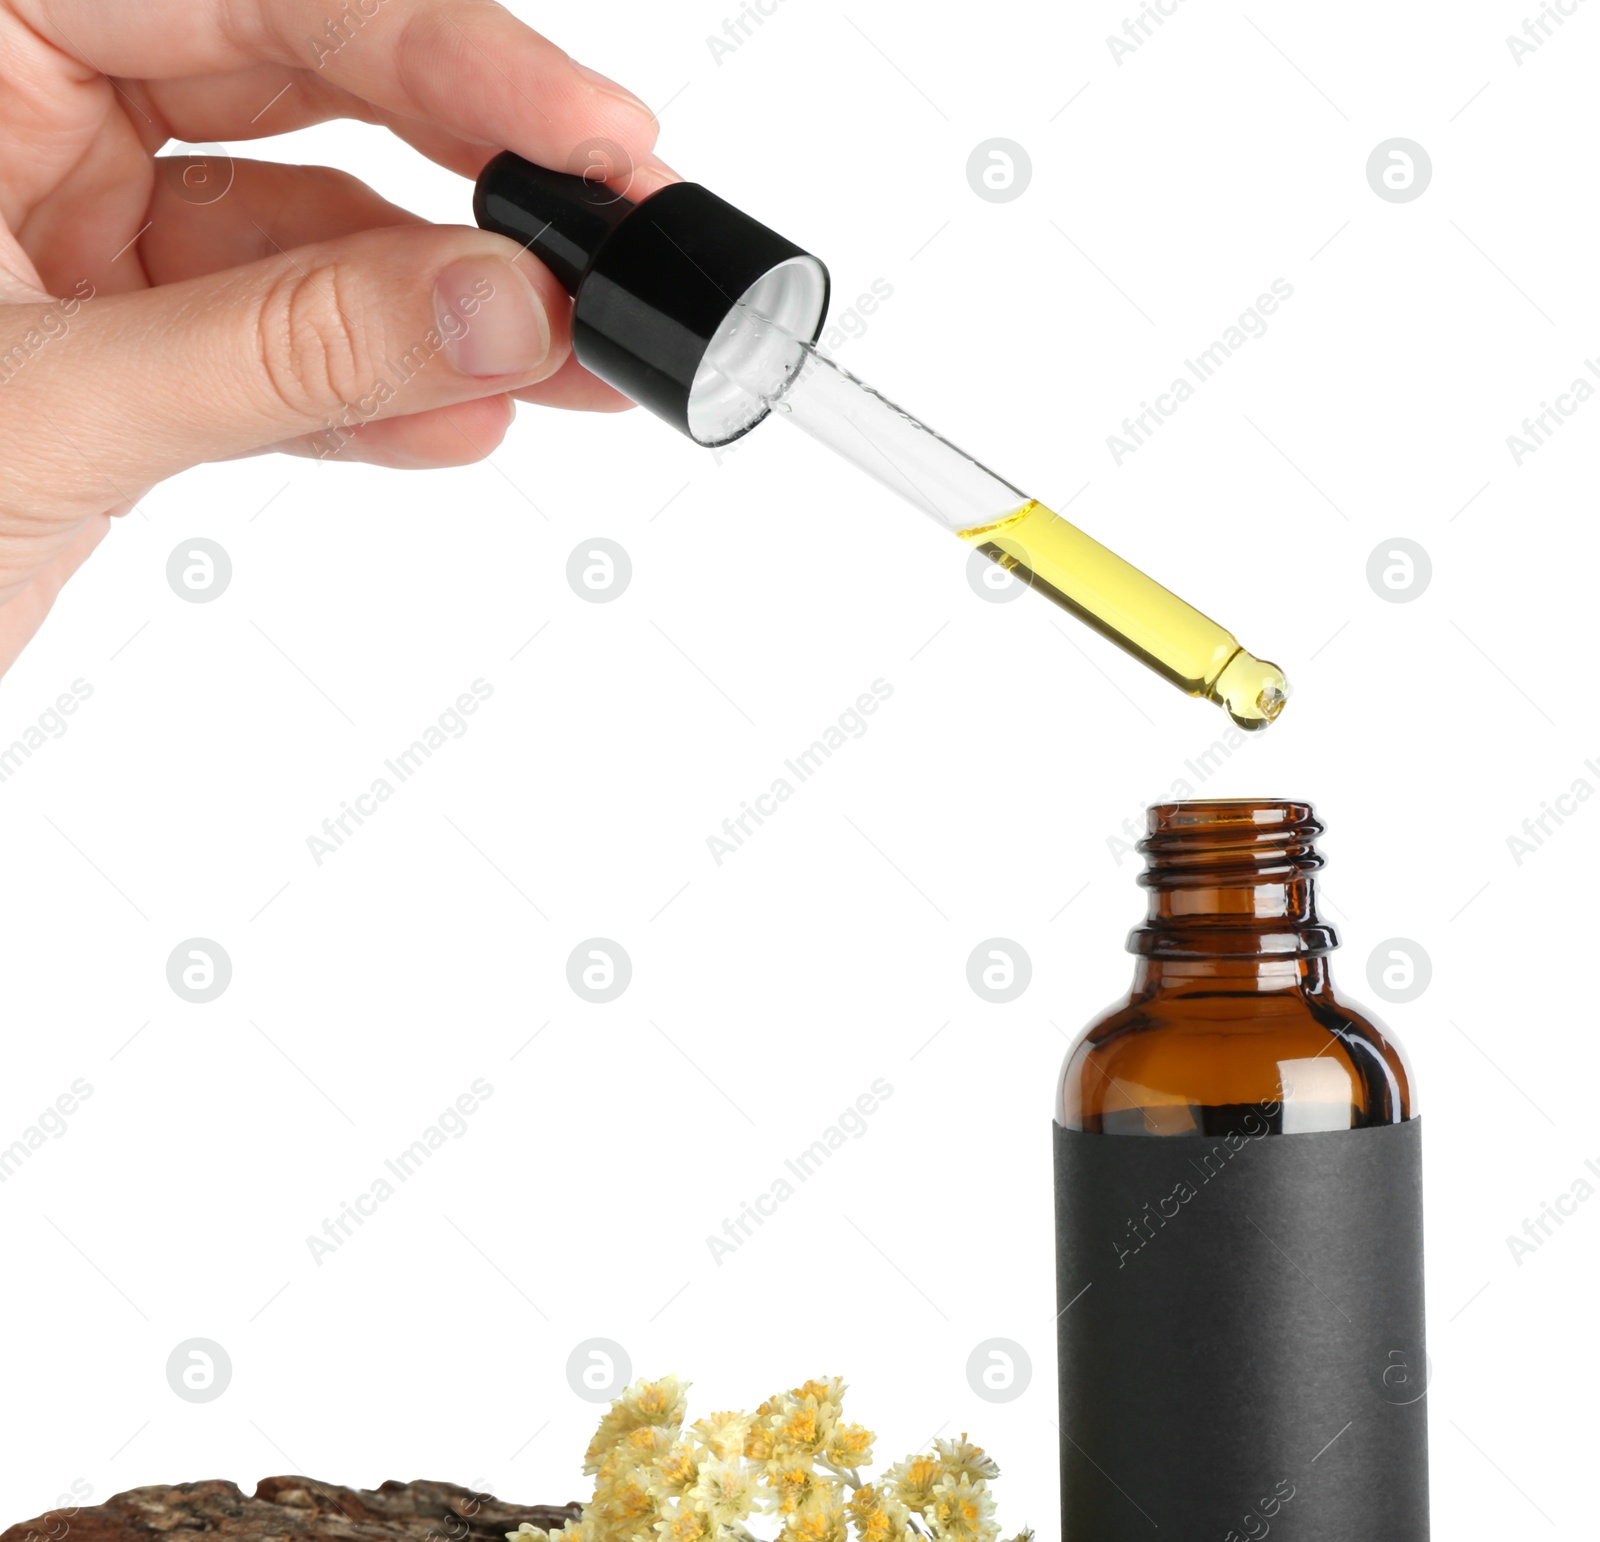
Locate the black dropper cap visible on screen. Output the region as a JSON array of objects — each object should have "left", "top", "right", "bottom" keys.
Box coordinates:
[{"left": 474, "top": 152, "right": 830, "bottom": 446}]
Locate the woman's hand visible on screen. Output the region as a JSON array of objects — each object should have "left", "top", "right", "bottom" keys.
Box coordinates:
[{"left": 0, "top": 0, "right": 672, "bottom": 674}]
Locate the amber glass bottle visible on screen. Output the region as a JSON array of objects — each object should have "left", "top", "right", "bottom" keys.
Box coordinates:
[{"left": 1053, "top": 800, "right": 1428, "bottom": 1540}]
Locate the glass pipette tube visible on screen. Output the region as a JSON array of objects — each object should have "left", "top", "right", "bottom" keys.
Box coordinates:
[{"left": 706, "top": 309, "right": 1289, "bottom": 731}]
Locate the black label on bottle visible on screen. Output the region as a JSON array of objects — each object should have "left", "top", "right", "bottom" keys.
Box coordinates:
[{"left": 1053, "top": 1118, "right": 1428, "bottom": 1540}]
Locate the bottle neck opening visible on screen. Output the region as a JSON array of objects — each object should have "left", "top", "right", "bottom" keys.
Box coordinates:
[{"left": 1127, "top": 799, "right": 1338, "bottom": 961}]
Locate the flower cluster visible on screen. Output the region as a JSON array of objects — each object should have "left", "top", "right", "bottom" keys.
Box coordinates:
[{"left": 507, "top": 1377, "right": 1030, "bottom": 1542}]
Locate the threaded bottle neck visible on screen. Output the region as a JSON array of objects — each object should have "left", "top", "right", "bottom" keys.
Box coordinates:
[{"left": 1127, "top": 799, "right": 1338, "bottom": 960}]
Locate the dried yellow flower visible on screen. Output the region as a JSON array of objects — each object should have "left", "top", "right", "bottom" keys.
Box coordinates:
[
  {"left": 565, "top": 1374, "right": 1024, "bottom": 1542},
  {"left": 690, "top": 1411, "right": 752, "bottom": 1462},
  {"left": 777, "top": 1405, "right": 821, "bottom": 1452},
  {"left": 602, "top": 1425, "right": 680, "bottom": 1483},
  {"left": 767, "top": 1390, "right": 838, "bottom": 1459},
  {"left": 650, "top": 1443, "right": 701, "bottom": 1498},
  {"left": 923, "top": 1474, "right": 998, "bottom": 1542},
  {"left": 783, "top": 1484, "right": 848, "bottom": 1542},
  {"left": 689, "top": 1455, "right": 761, "bottom": 1529},
  {"left": 790, "top": 1378, "right": 846, "bottom": 1409},
  {"left": 932, "top": 1437, "right": 1000, "bottom": 1485},
  {"left": 845, "top": 1486, "right": 907, "bottom": 1542},
  {"left": 764, "top": 1453, "right": 817, "bottom": 1515},
  {"left": 650, "top": 1500, "right": 706, "bottom": 1542},
  {"left": 884, "top": 1453, "right": 942, "bottom": 1515},
  {"left": 744, "top": 1398, "right": 779, "bottom": 1463},
  {"left": 584, "top": 1377, "right": 691, "bottom": 1475},
  {"left": 823, "top": 1423, "right": 874, "bottom": 1471},
  {"left": 593, "top": 1467, "right": 657, "bottom": 1540}
]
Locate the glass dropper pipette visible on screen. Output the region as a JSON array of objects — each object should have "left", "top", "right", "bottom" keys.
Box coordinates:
[
  {"left": 473, "top": 154, "right": 1289, "bottom": 730},
  {"left": 699, "top": 307, "right": 1288, "bottom": 731}
]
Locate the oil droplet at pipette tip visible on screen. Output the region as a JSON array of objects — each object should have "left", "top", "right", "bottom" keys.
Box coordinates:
[{"left": 1209, "top": 649, "right": 1291, "bottom": 733}]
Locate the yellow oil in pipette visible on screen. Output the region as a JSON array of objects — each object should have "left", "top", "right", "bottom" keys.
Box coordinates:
[{"left": 959, "top": 501, "right": 1288, "bottom": 731}]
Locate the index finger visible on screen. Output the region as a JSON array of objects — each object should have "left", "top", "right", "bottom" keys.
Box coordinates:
[{"left": 22, "top": 0, "right": 660, "bottom": 172}]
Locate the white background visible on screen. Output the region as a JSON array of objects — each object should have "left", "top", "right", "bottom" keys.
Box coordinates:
[{"left": 1, "top": 0, "right": 1595, "bottom": 1535}]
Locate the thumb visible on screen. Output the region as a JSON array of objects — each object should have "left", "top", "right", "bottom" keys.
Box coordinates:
[{"left": 0, "top": 225, "right": 567, "bottom": 509}]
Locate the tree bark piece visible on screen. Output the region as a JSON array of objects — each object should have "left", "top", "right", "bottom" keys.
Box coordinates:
[{"left": 2, "top": 1479, "right": 581, "bottom": 1542}]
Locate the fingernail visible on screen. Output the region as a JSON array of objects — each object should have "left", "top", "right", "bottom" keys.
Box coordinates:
[
  {"left": 573, "top": 61, "right": 654, "bottom": 119},
  {"left": 434, "top": 256, "right": 549, "bottom": 378}
]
